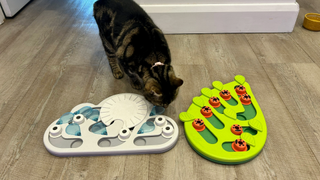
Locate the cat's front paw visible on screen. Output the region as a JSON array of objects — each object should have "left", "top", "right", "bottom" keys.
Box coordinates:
[{"left": 112, "top": 70, "right": 124, "bottom": 79}]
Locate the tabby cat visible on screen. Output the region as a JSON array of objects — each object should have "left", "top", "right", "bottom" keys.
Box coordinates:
[{"left": 93, "top": 0, "right": 183, "bottom": 108}]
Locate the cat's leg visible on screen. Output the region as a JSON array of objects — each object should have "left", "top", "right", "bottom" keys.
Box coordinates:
[
  {"left": 106, "top": 54, "right": 124, "bottom": 79},
  {"left": 100, "top": 35, "right": 124, "bottom": 79},
  {"left": 125, "top": 69, "right": 143, "bottom": 90}
]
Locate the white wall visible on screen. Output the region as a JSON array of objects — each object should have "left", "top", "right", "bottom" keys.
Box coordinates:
[{"left": 135, "top": 0, "right": 296, "bottom": 5}]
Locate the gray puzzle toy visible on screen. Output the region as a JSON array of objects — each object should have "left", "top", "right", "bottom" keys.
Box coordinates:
[{"left": 43, "top": 93, "right": 179, "bottom": 156}]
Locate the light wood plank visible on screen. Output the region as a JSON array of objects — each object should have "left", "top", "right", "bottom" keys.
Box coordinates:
[
  {"left": 263, "top": 63, "right": 320, "bottom": 162},
  {"left": 245, "top": 33, "right": 313, "bottom": 64},
  {"left": 0, "top": 0, "right": 55, "bottom": 54},
  {"left": 166, "top": 35, "right": 210, "bottom": 65}
]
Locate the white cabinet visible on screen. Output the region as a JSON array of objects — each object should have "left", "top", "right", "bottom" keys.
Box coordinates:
[
  {"left": 0, "top": 0, "right": 30, "bottom": 17},
  {"left": 0, "top": 8, "right": 5, "bottom": 24}
]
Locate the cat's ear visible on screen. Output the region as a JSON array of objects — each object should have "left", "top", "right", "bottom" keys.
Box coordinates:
[
  {"left": 168, "top": 68, "right": 184, "bottom": 88},
  {"left": 171, "top": 78, "right": 183, "bottom": 88}
]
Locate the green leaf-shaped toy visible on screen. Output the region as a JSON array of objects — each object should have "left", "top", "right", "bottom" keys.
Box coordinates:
[
  {"left": 179, "top": 112, "right": 195, "bottom": 122},
  {"left": 179, "top": 75, "right": 267, "bottom": 164},
  {"left": 241, "top": 132, "right": 256, "bottom": 147},
  {"left": 224, "top": 108, "right": 237, "bottom": 120},
  {"left": 201, "top": 88, "right": 212, "bottom": 98},
  {"left": 235, "top": 75, "right": 246, "bottom": 85},
  {"left": 249, "top": 119, "right": 263, "bottom": 132},
  {"left": 212, "top": 81, "right": 223, "bottom": 91},
  {"left": 193, "top": 96, "right": 204, "bottom": 107}
]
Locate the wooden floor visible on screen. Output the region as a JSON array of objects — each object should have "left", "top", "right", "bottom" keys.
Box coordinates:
[{"left": 1, "top": 0, "right": 320, "bottom": 179}]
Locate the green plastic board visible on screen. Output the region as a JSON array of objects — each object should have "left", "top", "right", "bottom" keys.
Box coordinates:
[{"left": 179, "top": 75, "right": 267, "bottom": 164}]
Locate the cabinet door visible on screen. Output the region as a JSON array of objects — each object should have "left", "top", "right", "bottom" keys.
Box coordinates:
[
  {"left": 0, "top": 0, "right": 30, "bottom": 17},
  {"left": 0, "top": 8, "right": 5, "bottom": 24}
]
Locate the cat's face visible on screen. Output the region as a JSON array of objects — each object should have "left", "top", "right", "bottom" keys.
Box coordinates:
[{"left": 143, "top": 65, "right": 183, "bottom": 108}]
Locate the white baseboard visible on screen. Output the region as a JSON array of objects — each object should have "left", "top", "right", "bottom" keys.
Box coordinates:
[{"left": 140, "top": 3, "right": 300, "bottom": 34}]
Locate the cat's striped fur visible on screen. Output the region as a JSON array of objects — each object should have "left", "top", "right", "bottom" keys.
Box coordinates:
[{"left": 93, "top": 0, "right": 183, "bottom": 108}]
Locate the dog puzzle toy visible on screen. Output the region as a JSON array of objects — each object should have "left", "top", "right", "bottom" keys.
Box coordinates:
[
  {"left": 179, "top": 75, "right": 267, "bottom": 164},
  {"left": 43, "top": 93, "right": 179, "bottom": 156}
]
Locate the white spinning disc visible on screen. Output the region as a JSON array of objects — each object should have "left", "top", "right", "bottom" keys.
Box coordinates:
[{"left": 100, "top": 94, "right": 148, "bottom": 128}]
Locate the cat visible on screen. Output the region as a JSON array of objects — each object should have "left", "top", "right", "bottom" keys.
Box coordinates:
[{"left": 93, "top": 0, "right": 183, "bottom": 108}]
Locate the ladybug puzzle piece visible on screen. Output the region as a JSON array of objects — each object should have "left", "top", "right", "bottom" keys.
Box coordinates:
[
  {"left": 192, "top": 118, "right": 206, "bottom": 131},
  {"left": 179, "top": 75, "right": 267, "bottom": 164},
  {"left": 201, "top": 106, "right": 212, "bottom": 118},
  {"left": 240, "top": 94, "right": 252, "bottom": 105},
  {"left": 231, "top": 124, "right": 243, "bottom": 135},
  {"left": 232, "top": 139, "right": 248, "bottom": 152},
  {"left": 219, "top": 90, "right": 231, "bottom": 100},
  {"left": 235, "top": 85, "right": 246, "bottom": 95},
  {"left": 209, "top": 97, "right": 221, "bottom": 108}
]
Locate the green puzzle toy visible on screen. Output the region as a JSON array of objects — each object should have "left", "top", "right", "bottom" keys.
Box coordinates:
[{"left": 179, "top": 75, "right": 267, "bottom": 164}]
